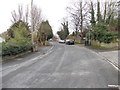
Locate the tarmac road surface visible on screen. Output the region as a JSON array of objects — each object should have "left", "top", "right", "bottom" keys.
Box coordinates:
[{"left": 1, "top": 42, "right": 119, "bottom": 88}]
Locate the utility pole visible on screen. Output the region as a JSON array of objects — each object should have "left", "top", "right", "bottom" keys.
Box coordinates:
[{"left": 31, "top": 0, "right": 34, "bottom": 52}]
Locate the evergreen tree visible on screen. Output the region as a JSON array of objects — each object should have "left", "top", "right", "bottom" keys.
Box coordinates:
[
  {"left": 97, "top": 1, "right": 102, "bottom": 23},
  {"left": 38, "top": 20, "right": 53, "bottom": 41},
  {"left": 57, "top": 21, "right": 69, "bottom": 40},
  {"left": 57, "top": 30, "right": 66, "bottom": 40},
  {"left": 90, "top": 1, "right": 96, "bottom": 26},
  {"left": 61, "top": 21, "right": 69, "bottom": 38}
]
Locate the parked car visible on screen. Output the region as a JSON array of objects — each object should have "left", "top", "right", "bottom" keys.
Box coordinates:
[
  {"left": 59, "top": 40, "right": 65, "bottom": 43},
  {"left": 65, "top": 39, "right": 75, "bottom": 45}
]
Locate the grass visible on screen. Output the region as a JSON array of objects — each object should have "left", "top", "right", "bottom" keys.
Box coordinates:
[
  {"left": 86, "top": 40, "right": 120, "bottom": 50},
  {"left": 76, "top": 40, "right": 119, "bottom": 50},
  {"left": 45, "top": 41, "right": 52, "bottom": 46},
  {"left": 75, "top": 42, "right": 81, "bottom": 44},
  {"left": 85, "top": 45, "right": 119, "bottom": 50},
  {"left": 2, "top": 41, "right": 52, "bottom": 62},
  {"left": 74, "top": 39, "right": 84, "bottom": 44}
]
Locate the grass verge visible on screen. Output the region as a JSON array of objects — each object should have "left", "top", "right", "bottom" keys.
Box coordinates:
[
  {"left": 77, "top": 43, "right": 119, "bottom": 50},
  {"left": 2, "top": 50, "right": 32, "bottom": 63},
  {"left": 85, "top": 45, "right": 120, "bottom": 50},
  {"left": 2, "top": 41, "right": 52, "bottom": 63}
]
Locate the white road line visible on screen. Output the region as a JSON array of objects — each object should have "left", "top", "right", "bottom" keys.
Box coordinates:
[
  {"left": 1, "top": 45, "right": 55, "bottom": 72},
  {"left": 106, "top": 59, "right": 120, "bottom": 72},
  {"left": 76, "top": 45, "right": 120, "bottom": 72},
  {"left": 54, "top": 45, "right": 66, "bottom": 72},
  {"left": 96, "top": 53, "right": 120, "bottom": 72},
  {"left": 108, "top": 85, "right": 120, "bottom": 89}
]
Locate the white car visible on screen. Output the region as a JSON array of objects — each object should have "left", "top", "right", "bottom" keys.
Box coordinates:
[{"left": 59, "top": 40, "right": 65, "bottom": 43}]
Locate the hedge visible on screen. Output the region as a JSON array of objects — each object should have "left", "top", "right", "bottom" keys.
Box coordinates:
[
  {"left": 86, "top": 31, "right": 118, "bottom": 43},
  {"left": 1, "top": 43, "right": 32, "bottom": 56}
]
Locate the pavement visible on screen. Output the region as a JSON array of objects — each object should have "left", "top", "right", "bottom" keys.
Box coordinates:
[
  {"left": 78, "top": 44, "right": 119, "bottom": 71},
  {"left": 1, "top": 42, "right": 119, "bottom": 88},
  {"left": 98, "top": 50, "right": 119, "bottom": 69}
]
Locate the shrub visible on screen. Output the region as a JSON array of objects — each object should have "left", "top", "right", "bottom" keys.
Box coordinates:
[
  {"left": 1, "top": 42, "right": 32, "bottom": 56},
  {"left": 86, "top": 22, "right": 119, "bottom": 44},
  {"left": 99, "top": 32, "right": 118, "bottom": 43},
  {"left": 0, "top": 20, "right": 32, "bottom": 57}
]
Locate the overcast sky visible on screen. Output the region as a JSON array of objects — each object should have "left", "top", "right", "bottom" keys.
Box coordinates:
[
  {"left": 0, "top": 0, "right": 114, "bottom": 35},
  {"left": 0, "top": 0, "right": 72, "bottom": 35}
]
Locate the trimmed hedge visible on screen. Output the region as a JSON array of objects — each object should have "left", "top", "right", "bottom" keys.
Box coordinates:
[
  {"left": 2, "top": 43, "right": 32, "bottom": 56},
  {"left": 86, "top": 32, "right": 118, "bottom": 44}
]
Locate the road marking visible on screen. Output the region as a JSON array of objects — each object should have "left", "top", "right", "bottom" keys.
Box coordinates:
[
  {"left": 107, "top": 60, "right": 120, "bottom": 71},
  {"left": 54, "top": 45, "right": 66, "bottom": 72},
  {"left": 108, "top": 85, "right": 120, "bottom": 89},
  {"left": 95, "top": 51, "right": 120, "bottom": 71},
  {"left": 76, "top": 45, "right": 120, "bottom": 72},
  {"left": 102, "top": 57, "right": 120, "bottom": 72},
  {"left": 1, "top": 45, "right": 55, "bottom": 72}
]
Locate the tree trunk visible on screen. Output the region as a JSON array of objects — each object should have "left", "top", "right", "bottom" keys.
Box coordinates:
[{"left": 80, "top": 1, "right": 83, "bottom": 41}]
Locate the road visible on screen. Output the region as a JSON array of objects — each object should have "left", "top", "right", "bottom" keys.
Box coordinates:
[{"left": 1, "top": 42, "right": 119, "bottom": 88}]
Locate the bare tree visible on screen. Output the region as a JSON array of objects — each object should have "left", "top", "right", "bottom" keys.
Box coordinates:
[
  {"left": 67, "top": 0, "right": 89, "bottom": 40},
  {"left": 11, "top": 10, "right": 18, "bottom": 23},
  {"left": 25, "top": 5, "right": 29, "bottom": 24},
  {"left": 103, "top": 1, "right": 107, "bottom": 22},
  {"left": 18, "top": 5, "right": 23, "bottom": 21},
  {"left": 31, "top": 5, "right": 42, "bottom": 31},
  {"left": 67, "top": 5, "right": 80, "bottom": 37},
  {"left": 31, "top": 0, "right": 42, "bottom": 52},
  {"left": 11, "top": 5, "right": 29, "bottom": 24},
  {"left": 11, "top": 5, "right": 23, "bottom": 23},
  {"left": 106, "top": 1, "right": 117, "bottom": 24}
]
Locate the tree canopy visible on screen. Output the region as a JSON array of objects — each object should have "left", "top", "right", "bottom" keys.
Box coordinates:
[
  {"left": 38, "top": 20, "right": 53, "bottom": 41},
  {"left": 57, "top": 21, "right": 69, "bottom": 40}
]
